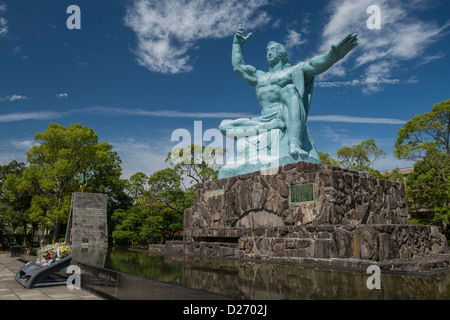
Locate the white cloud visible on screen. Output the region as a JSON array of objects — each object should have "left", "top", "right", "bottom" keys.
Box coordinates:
[
  {"left": 316, "top": 77, "right": 400, "bottom": 88},
  {"left": 56, "top": 93, "right": 69, "bottom": 99},
  {"left": 0, "top": 3, "right": 7, "bottom": 37},
  {"left": 308, "top": 114, "right": 405, "bottom": 125},
  {"left": 111, "top": 138, "right": 170, "bottom": 179},
  {"left": 373, "top": 154, "right": 415, "bottom": 172},
  {"left": 317, "top": 125, "right": 363, "bottom": 150},
  {"left": 79, "top": 106, "right": 257, "bottom": 119},
  {"left": 0, "top": 94, "right": 28, "bottom": 102},
  {"left": 0, "top": 106, "right": 408, "bottom": 125},
  {"left": 0, "top": 139, "right": 32, "bottom": 166},
  {"left": 0, "top": 111, "right": 60, "bottom": 123},
  {"left": 0, "top": 107, "right": 257, "bottom": 123},
  {"left": 9, "top": 139, "right": 38, "bottom": 151},
  {"left": 284, "top": 29, "right": 307, "bottom": 50},
  {"left": 316, "top": 0, "right": 450, "bottom": 94},
  {"left": 124, "top": 0, "right": 271, "bottom": 74}
]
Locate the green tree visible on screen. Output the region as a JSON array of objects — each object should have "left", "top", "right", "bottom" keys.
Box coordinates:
[
  {"left": 111, "top": 144, "right": 223, "bottom": 246},
  {"left": 125, "top": 172, "right": 148, "bottom": 203},
  {"left": 406, "top": 161, "right": 449, "bottom": 237},
  {"left": 144, "top": 167, "right": 194, "bottom": 243},
  {"left": 84, "top": 147, "right": 132, "bottom": 238},
  {"left": 0, "top": 161, "right": 27, "bottom": 248},
  {"left": 24, "top": 122, "right": 123, "bottom": 242},
  {"left": 111, "top": 207, "right": 147, "bottom": 246},
  {"left": 318, "top": 152, "right": 341, "bottom": 167},
  {"left": 395, "top": 100, "right": 449, "bottom": 237},
  {"left": 0, "top": 161, "right": 39, "bottom": 246},
  {"left": 167, "top": 144, "right": 225, "bottom": 184},
  {"left": 336, "top": 139, "right": 386, "bottom": 172},
  {"left": 376, "top": 168, "right": 406, "bottom": 183},
  {"left": 2, "top": 173, "right": 33, "bottom": 245},
  {"left": 395, "top": 99, "right": 449, "bottom": 184}
]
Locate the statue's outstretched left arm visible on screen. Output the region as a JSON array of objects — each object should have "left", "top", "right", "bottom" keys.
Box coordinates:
[{"left": 303, "top": 33, "right": 358, "bottom": 79}]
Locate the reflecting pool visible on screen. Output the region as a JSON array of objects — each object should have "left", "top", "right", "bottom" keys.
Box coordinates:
[{"left": 72, "top": 247, "right": 450, "bottom": 300}]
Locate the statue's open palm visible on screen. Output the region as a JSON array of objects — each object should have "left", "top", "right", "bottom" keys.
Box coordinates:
[{"left": 332, "top": 33, "right": 358, "bottom": 60}]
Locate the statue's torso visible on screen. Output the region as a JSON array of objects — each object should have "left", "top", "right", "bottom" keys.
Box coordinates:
[{"left": 255, "top": 68, "right": 293, "bottom": 115}]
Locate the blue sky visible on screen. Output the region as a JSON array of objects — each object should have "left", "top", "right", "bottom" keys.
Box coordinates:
[{"left": 1, "top": 0, "right": 449, "bottom": 178}]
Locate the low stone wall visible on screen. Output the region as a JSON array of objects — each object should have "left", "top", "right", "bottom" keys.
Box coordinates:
[
  {"left": 162, "top": 224, "right": 449, "bottom": 271},
  {"left": 236, "top": 224, "right": 448, "bottom": 261}
]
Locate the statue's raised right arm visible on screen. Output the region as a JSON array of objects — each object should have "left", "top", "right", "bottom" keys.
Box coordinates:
[
  {"left": 232, "top": 25, "right": 258, "bottom": 87},
  {"left": 302, "top": 33, "right": 358, "bottom": 80}
]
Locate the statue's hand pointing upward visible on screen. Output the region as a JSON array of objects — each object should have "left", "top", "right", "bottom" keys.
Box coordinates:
[{"left": 234, "top": 24, "right": 253, "bottom": 46}]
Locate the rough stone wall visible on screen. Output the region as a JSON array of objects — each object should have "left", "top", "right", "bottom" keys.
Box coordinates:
[
  {"left": 236, "top": 224, "right": 448, "bottom": 262},
  {"left": 185, "top": 161, "right": 409, "bottom": 239},
  {"left": 67, "top": 192, "right": 108, "bottom": 248},
  {"left": 179, "top": 224, "right": 448, "bottom": 261}
]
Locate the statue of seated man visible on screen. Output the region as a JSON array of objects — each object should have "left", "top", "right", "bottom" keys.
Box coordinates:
[{"left": 219, "top": 25, "right": 358, "bottom": 160}]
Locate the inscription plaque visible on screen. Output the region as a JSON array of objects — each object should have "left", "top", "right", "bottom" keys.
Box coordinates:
[
  {"left": 290, "top": 183, "right": 314, "bottom": 204},
  {"left": 204, "top": 189, "right": 224, "bottom": 198}
]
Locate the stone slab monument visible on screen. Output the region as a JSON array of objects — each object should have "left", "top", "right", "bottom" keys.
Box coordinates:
[
  {"left": 65, "top": 192, "right": 108, "bottom": 248},
  {"left": 157, "top": 26, "right": 450, "bottom": 273}
]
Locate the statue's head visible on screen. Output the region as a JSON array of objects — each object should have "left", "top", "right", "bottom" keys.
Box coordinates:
[{"left": 266, "top": 41, "right": 290, "bottom": 68}]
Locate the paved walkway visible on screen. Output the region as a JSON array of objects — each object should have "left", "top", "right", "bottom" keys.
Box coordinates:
[{"left": 0, "top": 253, "right": 103, "bottom": 300}]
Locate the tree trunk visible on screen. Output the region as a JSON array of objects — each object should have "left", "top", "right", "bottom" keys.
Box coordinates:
[
  {"left": 52, "top": 223, "right": 60, "bottom": 243},
  {"left": 23, "top": 223, "right": 28, "bottom": 246}
]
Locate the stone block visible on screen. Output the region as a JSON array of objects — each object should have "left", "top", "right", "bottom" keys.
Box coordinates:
[
  {"left": 313, "top": 239, "right": 331, "bottom": 259},
  {"left": 65, "top": 192, "right": 108, "bottom": 248}
]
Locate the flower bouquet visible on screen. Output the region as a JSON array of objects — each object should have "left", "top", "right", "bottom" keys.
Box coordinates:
[{"left": 37, "top": 243, "right": 72, "bottom": 266}]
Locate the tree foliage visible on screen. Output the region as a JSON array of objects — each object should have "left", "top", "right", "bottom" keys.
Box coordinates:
[
  {"left": 318, "top": 152, "right": 341, "bottom": 167},
  {"left": 111, "top": 144, "right": 221, "bottom": 246},
  {"left": 395, "top": 99, "right": 449, "bottom": 184},
  {"left": 1, "top": 122, "right": 126, "bottom": 244},
  {"left": 0, "top": 161, "right": 30, "bottom": 247},
  {"left": 167, "top": 144, "right": 225, "bottom": 184},
  {"left": 125, "top": 172, "right": 148, "bottom": 202},
  {"left": 395, "top": 100, "right": 450, "bottom": 238},
  {"left": 336, "top": 139, "right": 386, "bottom": 172}
]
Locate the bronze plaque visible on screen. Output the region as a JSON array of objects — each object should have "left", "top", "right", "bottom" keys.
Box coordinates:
[
  {"left": 204, "top": 189, "right": 224, "bottom": 198},
  {"left": 290, "top": 183, "right": 314, "bottom": 203}
]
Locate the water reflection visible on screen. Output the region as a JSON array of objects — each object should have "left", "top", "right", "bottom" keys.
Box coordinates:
[{"left": 72, "top": 247, "right": 450, "bottom": 300}]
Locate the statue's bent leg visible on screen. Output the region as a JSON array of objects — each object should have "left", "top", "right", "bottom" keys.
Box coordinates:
[
  {"left": 280, "top": 84, "right": 307, "bottom": 158},
  {"left": 220, "top": 118, "right": 266, "bottom": 139}
]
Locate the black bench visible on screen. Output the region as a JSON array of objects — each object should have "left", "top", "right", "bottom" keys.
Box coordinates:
[{"left": 9, "top": 246, "right": 26, "bottom": 258}]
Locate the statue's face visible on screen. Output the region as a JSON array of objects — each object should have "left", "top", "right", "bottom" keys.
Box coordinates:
[{"left": 266, "top": 43, "right": 280, "bottom": 66}]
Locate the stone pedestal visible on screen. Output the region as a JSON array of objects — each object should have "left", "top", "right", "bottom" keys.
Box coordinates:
[
  {"left": 156, "top": 161, "right": 449, "bottom": 273},
  {"left": 65, "top": 192, "right": 108, "bottom": 248},
  {"left": 187, "top": 161, "right": 410, "bottom": 231}
]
